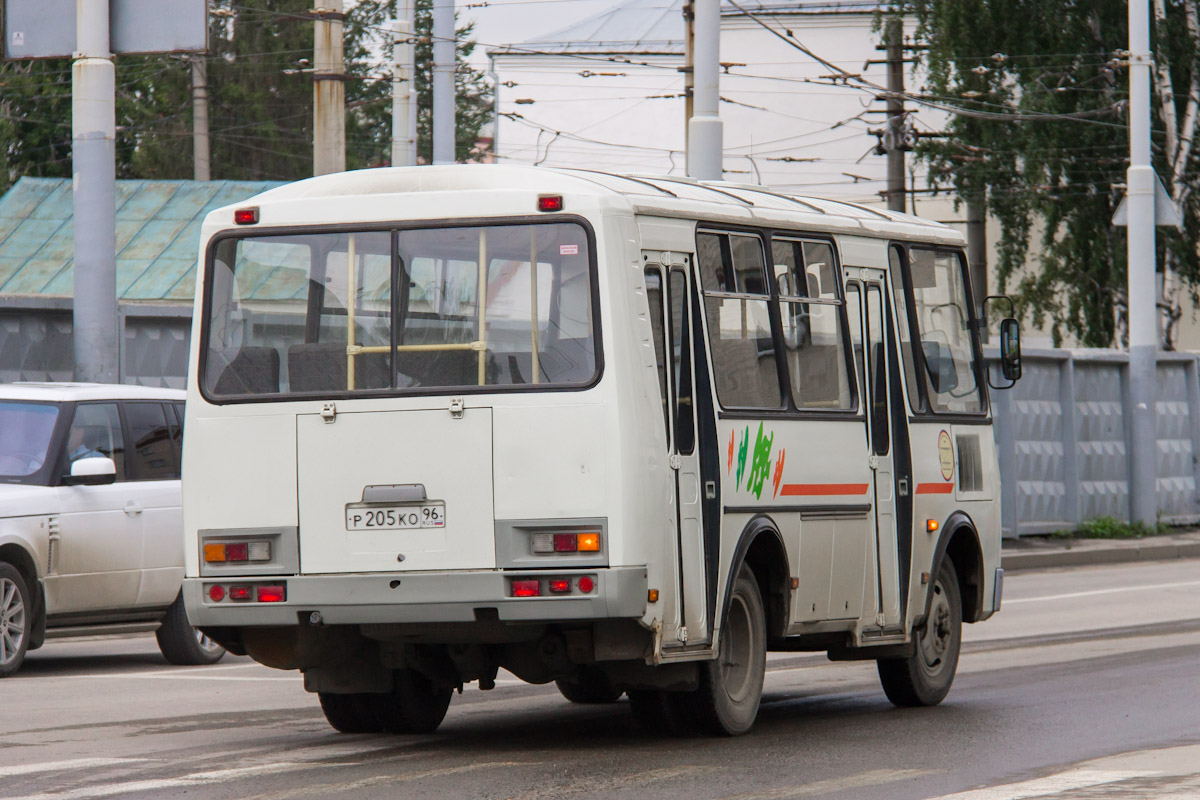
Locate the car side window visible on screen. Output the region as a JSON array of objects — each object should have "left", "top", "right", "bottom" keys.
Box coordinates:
[
  {"left": 124, "top": 402, "right": 179, "bottom": 481},
  {"left": 64, "top": 403, "right": 126, "bottom": 479}
]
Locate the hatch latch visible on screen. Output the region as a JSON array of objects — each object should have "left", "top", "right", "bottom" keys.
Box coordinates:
[
  {"left": 449, "top": 397, "right": 465, "bottom": 419},
  {"left": 321, "top": 402, "right": 336, "bottom": 423}
]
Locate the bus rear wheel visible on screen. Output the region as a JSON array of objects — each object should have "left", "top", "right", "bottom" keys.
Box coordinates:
[
  {"left": 690, "top": 564, "right": 766, "bottom": 736},
  {"left": 877, "top": 559, "right": 962, "bottom": 707},
  {"left": 318, "top": 692, "right": 383, "bottom": 734},
  {"left": 373, "top": 669, "right": 452, "bottom": 734}
]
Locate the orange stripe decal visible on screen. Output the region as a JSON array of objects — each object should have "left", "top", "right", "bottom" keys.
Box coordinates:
[
  {"left": 916, "top": 482, "right": 955, "bottom": 495},
  {"left": 780, "top": 483, "right": 870, "bottom": 497}
]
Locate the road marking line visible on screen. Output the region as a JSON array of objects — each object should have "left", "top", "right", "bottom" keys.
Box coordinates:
[
  {"left": 721, "top": 768, "right": 935, "bottom": 799},
  {"left": 925, "top": 769, "right": 1158, "bottom": 799},
  {"left": 249, "top": 761, "right": 528, "bottom": 800},
  {"left": 1006, "top": 580, "right": 1200, "bottom": 605},
  {"left": 5, "top": 761, "right": 327, "bottom": 800},
  {"left": 0, "top": 759, "right": 147, "bottom": 778}
]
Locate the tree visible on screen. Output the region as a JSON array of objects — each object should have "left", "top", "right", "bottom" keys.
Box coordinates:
[
  {"left": 897, "top": 0, "right": 1200, "bottom": 348},
  {"left": 346, "top": 0, "right": 494, "bottom": 165}
]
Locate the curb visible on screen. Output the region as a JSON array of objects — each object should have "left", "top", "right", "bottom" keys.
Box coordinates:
[{"left": 1001, "top": 539, "right": 1200, "bottom": 571}]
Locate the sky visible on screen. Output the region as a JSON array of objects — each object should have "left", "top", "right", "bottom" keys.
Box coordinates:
[{"left": 457, "top": 0, "right": 618, "bottom": 67}]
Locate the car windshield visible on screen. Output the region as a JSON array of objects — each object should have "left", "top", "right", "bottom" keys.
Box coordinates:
[{"left": 0, "top": 402, "right": 60, "bottom": 483}]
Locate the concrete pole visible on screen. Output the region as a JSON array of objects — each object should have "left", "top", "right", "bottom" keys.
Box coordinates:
[
  {"left": 885, "top": 17, "right": 906, "bottom": 213},
  {"left": 1126, "top": 0, "right": 1158, "bottom": 525},
  {"left": 391, "top": 11, "right": 417, "bottom": 167},
  {"left": 432, "top": 0, "right": 456, "bottom": 164},
  {"left": 687, "top": 0, "right": 722, "bottom": 180},
  {"left": 72, "top": 0, "right": 118, "bottom": 384},
  {"left": 191, "top": 56, "right": 211, "bottom": 182},
  {"left": 313, "top": 1, "right": 346, "bottom": 176}
]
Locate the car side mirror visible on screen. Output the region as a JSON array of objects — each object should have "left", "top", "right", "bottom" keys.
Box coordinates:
[
  {"left": 63, "top": 457, "right": 117, "bottom": 486},
  {"left": 999, "top": 318, "right": 1021, "bottom": 381}
]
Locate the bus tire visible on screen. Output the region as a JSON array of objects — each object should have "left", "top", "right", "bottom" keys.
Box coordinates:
[
  {"left": 691, "top": 564, "right": 766, "bottom": 736},
  {"left": 556, "top": 667, "right": 623, "bottom": 704},
  {"left": 373, "top": 669, "right": 452, "bottom": 734},
  {"left": 318, "top": 692, "right": 383, "bottom": 733},
  {"left": 628, "top": 689, "right": 682, "bottom": 735},
  {"left": 156, "top": 593, "right": 226, "bottom": 666},
  {"left": 877, "top": 559, "right": 962, "bottom": 707},
  {"left": 0, "top": 563, "right": 31, "bottom": 679}
]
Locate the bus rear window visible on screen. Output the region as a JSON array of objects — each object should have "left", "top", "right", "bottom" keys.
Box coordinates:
[{"left": 201, "top": 222, "right": 597, "bottom": 398}]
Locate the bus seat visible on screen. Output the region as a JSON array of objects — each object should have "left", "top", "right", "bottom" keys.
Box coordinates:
[
  {"left": 288, "top": 342, "right": 388, "bottom": 392},
  {"left": 210, "top": 347, "right": 280, "bottom": 395}
]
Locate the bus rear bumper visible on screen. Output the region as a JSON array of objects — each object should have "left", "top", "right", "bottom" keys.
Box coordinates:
[{"left": 183, "top": 567, "right": 648, "bottom": 627}]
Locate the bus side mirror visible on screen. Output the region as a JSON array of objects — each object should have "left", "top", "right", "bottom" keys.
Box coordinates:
[{"left": 999, "top": 318, "right": 1021, "bottom": 381}]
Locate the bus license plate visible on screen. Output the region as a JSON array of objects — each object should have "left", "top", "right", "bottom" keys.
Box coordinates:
[{"left": 345, "top": 503, "right": 446, "bottom": 531}]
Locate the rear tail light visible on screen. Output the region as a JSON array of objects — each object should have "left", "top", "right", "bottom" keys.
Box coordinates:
[
  {"left": 511, "top": 579, "right": 540, "bottom": 598},
  {"left": 578, "top": 576, "right": 595, "bottom": 593},
  {"left": 203, "top": 540, "right": 272, "bottom": 564},
  {"left": 208, "top": 585, "right": 225, "bottom": 602},
  {"left": 530, "top": 530, "right": 602, "bottom": 556},
  {"left": 256, "top": 585, "right": 286, "bottom": 603},
  {"left": 225, "top": 543, "right": 249, "bottom": 562},
  {"left": 553, "top": 533, "right": 577, "bottom": 553},
  {"left": 548, "top": 579, "right": 571, "bottom": 594},
  {"left": 229, "top": 586, "right": 251, "bottom": 601}
]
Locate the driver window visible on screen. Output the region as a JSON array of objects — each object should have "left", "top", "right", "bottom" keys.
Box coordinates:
[
  {"left": 906, "top": 249, "right": 983, "bottom": 413},
  {"left": 64, "top": 403, "right": 125, "bottom": 479}
]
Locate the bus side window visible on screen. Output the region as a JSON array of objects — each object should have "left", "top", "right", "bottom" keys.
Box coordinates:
[
  {"left": 669, "top": 269, "right": 696, "bottom": 455},
  {"left": 645, "top": 267, "right": 670, "bottom": 443},
  {"left": 889, "top": 245, "right": 923, "bottom": 413},
  {"left": 845, "top": 282, "right": 866, "bottom": 442},
  {"left": 867, "top": 285, "right": 889, "bottom": 456}
]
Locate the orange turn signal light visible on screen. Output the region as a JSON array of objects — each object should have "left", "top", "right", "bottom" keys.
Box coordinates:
[
  {"left": 577, "top": 532, "right": 601, "bottom": 552},
  {"left": 648, "top": 589, "right": 659, "bottom": 603},
  {"left": 204, "top": 543, "right": 227, "bottom": 563},
  {"left": 927, "top": 519, "right": 939, "bottom": 533}
]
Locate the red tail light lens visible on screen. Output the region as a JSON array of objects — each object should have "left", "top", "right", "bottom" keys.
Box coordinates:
[
  {"left": 256, "top": 585, "right": 286, "bottom": 603},
  {"left": 553, "top": 534, "right": 577, "bottom": 552},
  {"left": 511, "top": 579, "right": 540, "bottom": 598},
  {"left": 225, "top": 543, "right": 249, "bottom": 562},
  {"left": 208, "top": 585, "right": 225, "bottom": 602},
  {"left": 229, "top": 586, "right": 251, "bottom": 601},
  {"left": 578, "top": 576, "right": 595, "bottom": 593},
  {"left": 548, "top": 579, "right": 571, "bottom": 594}
]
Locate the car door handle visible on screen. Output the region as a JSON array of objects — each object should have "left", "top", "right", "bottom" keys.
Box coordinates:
[{"left": 123, "top": 502, "right": 143, "bottom": 517}]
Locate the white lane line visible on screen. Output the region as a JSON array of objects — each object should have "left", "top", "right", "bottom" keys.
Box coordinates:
[
  {"left": 925, "top": 769, "right": 1158, "bottom": 800},
  {"left": 0, "top": 759, "right": 147, "bottom": 778},
  {"left": 251, "top": 761, "right": 527, "bottom": 800},
  {"left": 1005, "top": 580, "right": 1200, "bottom": 605},
  {"left": 721, "top": 768, "right": 935, "bottom": 799},
  {"left": 5, "top": 761, "right": 328, "bottom": 800}
]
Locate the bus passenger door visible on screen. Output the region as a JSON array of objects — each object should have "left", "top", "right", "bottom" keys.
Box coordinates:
[
  {"left": 666, "top": 264, "right": 708, "bottom": 646},
  {"left": 864, "top": 281, "right": 902, "bottom": 628}
]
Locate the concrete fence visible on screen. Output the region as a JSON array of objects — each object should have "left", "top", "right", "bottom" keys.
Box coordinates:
[{"left": 990, "top": 348, "right": 1200, "bottom": 537}]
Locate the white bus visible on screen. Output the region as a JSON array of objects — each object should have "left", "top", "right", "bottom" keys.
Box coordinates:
[{"left": 182, "top": 165, "right": 1021, "bottom": 736}]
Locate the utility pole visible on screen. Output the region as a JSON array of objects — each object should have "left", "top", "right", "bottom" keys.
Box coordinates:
[
  {"left": 73, "top": 0, "right": 118, "bottom": 383},
  {"left": 682, "top": 0, "right": 694, "bottom": 159},
  {"left": 967, "top": 195, "right": 987, "bottom": 333},
  {"left": 687, "top": 0, "right": 722, "bottom": 180},
  {"left": 391, "top": 8, "right": 417, "bottom": 167},
  {"left": 313, "top": 1, "right": 346, "bottom": 176},
  {"left": 885, "top": 17, "right": 906, "bottom": 213},
  {"left": 1125, "top": 0, "right": 1158, "bottom": 526},
  {"left": 431, "top": 0, "right": 456, "bottom": 164},
  {"left": 191, "top": 55, "right": 210, "bottom": 181}
]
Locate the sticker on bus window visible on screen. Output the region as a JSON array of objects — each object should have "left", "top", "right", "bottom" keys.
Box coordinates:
[{"left": 560, "top": 244, "right": 579, "bottom": 255}]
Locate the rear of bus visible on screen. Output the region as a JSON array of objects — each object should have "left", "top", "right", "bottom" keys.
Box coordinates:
[{"left": 180, "top": 172, "right": 659, "bottom": 727}]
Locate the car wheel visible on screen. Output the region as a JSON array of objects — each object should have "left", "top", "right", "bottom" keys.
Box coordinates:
[
  {"left": 556, "top": 666, "right": 623, "bottom": 704},
  {"left": 0, "top": 563, "right": 31, "bottom": 679},
  {"left": 156, "top": 593, "right": 226, "bottom": 666},
  {"left": 318, "top": 692, "right": 383, "bottom": 734},
  {"left": 877, "top": 559, "right": 962, "bottom": 707},
  {"left": 372, "top": 669, "right": 453, "bottom": 734}
]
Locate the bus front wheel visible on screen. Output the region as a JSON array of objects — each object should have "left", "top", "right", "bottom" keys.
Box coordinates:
[
  {"left": 690, "top": 564, "right": 767, "bottom": 736},
  {"left": 877, "top": 559, "right": 962, "bottom": 707}
]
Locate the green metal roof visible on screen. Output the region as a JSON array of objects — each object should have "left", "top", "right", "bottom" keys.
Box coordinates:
[{"left": 0, "top": 177, "right": 284, "bottom": 302}]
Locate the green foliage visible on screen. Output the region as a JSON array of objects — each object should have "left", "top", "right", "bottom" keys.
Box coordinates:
[
  {"left": 1068, "top": 515, "right": 1169, "bottom": 539},
  {"left": 895, "top": 0, "right": 1200, "bottom": 347},
  {"left": 0, "top": 0, "right": 492, "bottom": 191}
]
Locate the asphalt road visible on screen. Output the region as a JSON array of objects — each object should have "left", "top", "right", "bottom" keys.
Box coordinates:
[{"left": 2, "top": 559, "right": 1199, "bottom": 800}]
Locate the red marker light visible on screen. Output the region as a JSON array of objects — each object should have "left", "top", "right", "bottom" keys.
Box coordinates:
[
  {"left": 256, "top": 585, "right": 286, "bottom": 603},
  {"left": 511, "top": 579, "right": 540, "bottom": 598},
  {"left": 578, "top": 576, "right": 595, "bottom": 594},
  {"left": 208, "top": 585, "right": 225, "bottom": 602},
  {"left": 548, "top": 579, "right": 571, "bottom": 594},
  {"left": 234, "top": 207, "right": 259, "bottom": 225},
  {"left": 229, "top": 586, "right": 251, "bottom": 601},
  {"left": 537, "top": 195, "right": 563, "bottom": 212},
  {"left": 225, "top": 542, "right": 248, "bottom": 562},
  {"left": 553, "top": 533, "right": 577, "bottom": 552}
]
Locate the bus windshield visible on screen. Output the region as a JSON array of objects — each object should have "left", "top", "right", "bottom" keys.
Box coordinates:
[{"left": 201, "top": 221, "right": 597, "bottom": 398}]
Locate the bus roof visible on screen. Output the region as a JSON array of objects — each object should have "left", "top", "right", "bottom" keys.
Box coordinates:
[{"left": 217, "top": 164, "right": 964, "bottom": 246}]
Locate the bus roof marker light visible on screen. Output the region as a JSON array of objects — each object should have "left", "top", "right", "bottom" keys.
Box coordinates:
[
  {"left": 234, "top": 207, "right": 259, "bottom": 225},
  {"left": 537, "top": 195, "right": 563, "bottom": 212}
]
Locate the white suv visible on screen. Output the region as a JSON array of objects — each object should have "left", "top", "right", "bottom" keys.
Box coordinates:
[{"left": 0, "top": 383, "right": 224, "bottom": 677}]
